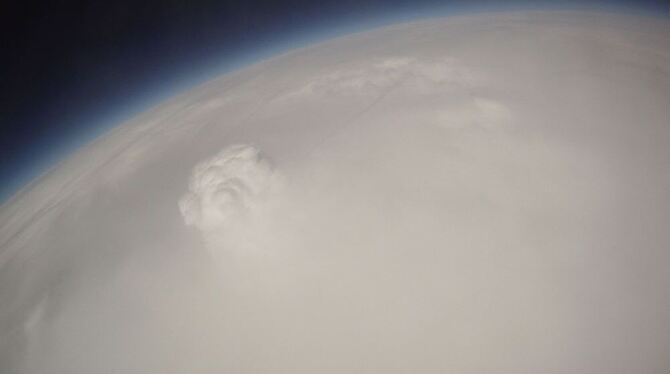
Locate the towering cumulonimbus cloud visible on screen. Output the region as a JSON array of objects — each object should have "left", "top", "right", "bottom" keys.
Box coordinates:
[{"left": 178, "top": 144, "right": 283, "bottom": 239}]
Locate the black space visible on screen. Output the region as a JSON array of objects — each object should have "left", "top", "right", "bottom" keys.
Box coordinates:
[{"left": 0, "top": 0, "right": 668, "bottom": 197}]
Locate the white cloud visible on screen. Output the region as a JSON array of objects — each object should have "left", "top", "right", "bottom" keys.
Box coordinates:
[
  {"left": 283, "top": 56, "right": 484, "bottom": 99},
  {"left": 436, "top": 97, "right": 512, "bottom": 130},
  {"left": 178, "top": 145, "right": 283, "bottom": 238}
]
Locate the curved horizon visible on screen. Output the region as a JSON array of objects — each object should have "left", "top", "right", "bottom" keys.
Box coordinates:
[{"left": 2, "top": 1, "right": 668, "bottom": 201}]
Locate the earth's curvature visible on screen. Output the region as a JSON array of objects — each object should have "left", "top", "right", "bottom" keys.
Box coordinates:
[{"left": 2, "top": 11, "right": 670, "bottom": 374}]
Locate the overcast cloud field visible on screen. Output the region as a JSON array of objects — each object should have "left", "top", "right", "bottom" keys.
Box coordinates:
[{"left": 1, "top": 11, "right": 670, "bottom": 374}]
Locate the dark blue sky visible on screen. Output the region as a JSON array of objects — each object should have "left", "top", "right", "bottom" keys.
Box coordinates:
[{"left": 1, "top": 0, "right": 668, "bottom": 200}]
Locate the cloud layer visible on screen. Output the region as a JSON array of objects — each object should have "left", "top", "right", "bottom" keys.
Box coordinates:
[
  {"left": 2, "top": 12, "right": 670, "bottom": 374},
  {"left": 283, "top": 56, "right": 484, "bottom": 100}
]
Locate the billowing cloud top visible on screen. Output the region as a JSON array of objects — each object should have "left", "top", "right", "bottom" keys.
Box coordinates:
[{"left": 178, "top": 144, "right": 282, "bottom": 236}]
